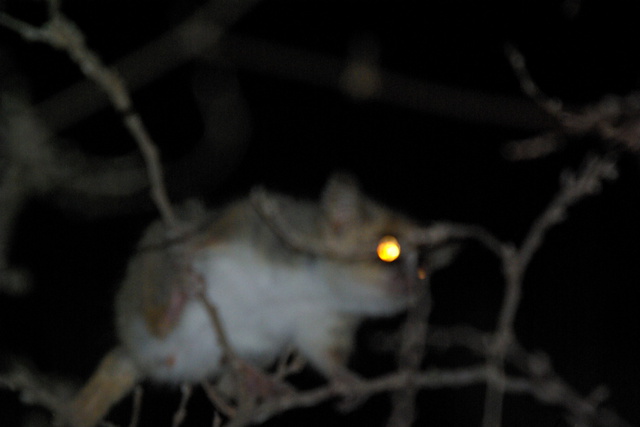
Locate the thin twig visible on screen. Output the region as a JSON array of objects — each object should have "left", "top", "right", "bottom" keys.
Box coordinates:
[
  {"left": 0, "top": 361, "right": 72, "bottom": 419},
  {"left": 483, "top": 154, "right": 618, "bottom": 427},
  {"left": 505, "top": 43, "right": 564, "bottom": 119},
  {"left": 213, "top": 411, "right": 224, "bottom": 427},
  {"left": 201, "top": 381, "right": 237, "bottom": 418},
  {"left": 197, "top": 292, "right": 240, "bottom": 369},
  {"left": 273, "top": 347, "right": 306, "bottom": 381},
  {"left": 197, "top": 289, "right": 259, "bottom": 425},
  {"left": 406, "top": 221, "right": 505, "bottom": 258},
  {"left": 128, "top": 385, "right": 143, "bottom": 427},
  {"left": 387, "top": 255, "right": 432, "bottom": 427},
  {"left": 504, "top": 45, "right": 640, "bottom": 159},
  {"left": 0, "top": 8, "right": 178, "bottom": 228},
  {"left": 21, "top": 14, "right": 553, "bottom": 135},
  {"left": 250, "top": 186, "right": 375, "bottom": 260},
  {"left": 253, "top": 363, "right": 634, "bottom": 426},
  {"left": 172, "top": 384, "right": 193, "bottom": 427}
]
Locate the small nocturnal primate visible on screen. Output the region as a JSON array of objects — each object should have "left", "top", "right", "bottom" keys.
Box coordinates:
[{"left": 64, "top": 173, "right": 429, "bottom": 427}]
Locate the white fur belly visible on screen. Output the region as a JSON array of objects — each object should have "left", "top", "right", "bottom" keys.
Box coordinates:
[
  {"left": 198, "top": 244, "right": 302, "bottom": 358},
  {"left": 125, "top": 300, "right": 221, "bottom": 383},
  {"left": 126, "top": 243, "right": 303, "bottom": 383}
]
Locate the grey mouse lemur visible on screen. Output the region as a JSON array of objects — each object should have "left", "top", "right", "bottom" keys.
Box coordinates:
[{"left": 64, "top": 173, "right": 439, "bottom": 427}]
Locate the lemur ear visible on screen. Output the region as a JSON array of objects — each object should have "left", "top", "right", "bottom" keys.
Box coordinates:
[{"left": 321, "top": 172, "right": 364, "bottom": 233}]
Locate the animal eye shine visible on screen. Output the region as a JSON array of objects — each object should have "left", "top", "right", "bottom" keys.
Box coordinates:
[{"left": 377, "top": 235, "right": 401, "bottom": 262}]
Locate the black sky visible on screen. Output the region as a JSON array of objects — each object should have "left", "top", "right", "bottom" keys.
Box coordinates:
[{"left": 1, "top": 1, "right": 640, "bottom": 426}]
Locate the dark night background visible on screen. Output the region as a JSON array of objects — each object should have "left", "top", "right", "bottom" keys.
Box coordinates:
[{"left": 1, "top": 1, "right": 640, "bottom": 426}]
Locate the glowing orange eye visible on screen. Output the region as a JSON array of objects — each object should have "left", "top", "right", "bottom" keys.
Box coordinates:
[{"left": 377, "top": 235, "right": 401, "bottom": 263}]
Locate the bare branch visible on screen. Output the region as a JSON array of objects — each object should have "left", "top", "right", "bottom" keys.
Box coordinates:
[
  {"left": 406, "top": 221, "right": 505, "bottom": 258},
  {"left": 0, "top": 361, "right": 73, "bottom": 418},
  {"left": 1, "top": 5, "right": 634, "bottom": 427},
  {"left": 197, "top": 288, "right": 260, "bottom": 424},
  {"left": 483, "top": 154, "right": 618, "bottom": 427},
  {"left": 197, "top": 292, "right": 241, "bottom": 369},
  {"left": 505, "top": 44, "right": 565, "bottom": 119},
  {"left": 252, "top": 362, "right": 632, "bottom": 427},
  {"left": 387, "top": 260, "right": 432, "bottom": 427},
  {"left": 172, "top": 384, "right": 193, "bottom": 427},
  {"left": 128, "top": 386, "right": 143, "bottom": 427},
  {"left": 505, "top": 45, "right": 640, "bottom": 159},
  {"left": 0, "top": 8, "right": 178, "bottom": 229},
  {"left": 201, "top": 380, "right": 237, "bottom": 419},
  {"left": 23, "top": 16, "right": 553, "bottom": 137},
  {"left": 518, "top": 154, "right": 617, "bottom": 271},
  {"left": 273, "top": 347, "right": 306, "bottom": 381}
]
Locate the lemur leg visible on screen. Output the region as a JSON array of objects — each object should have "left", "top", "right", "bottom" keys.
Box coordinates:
[{"left": 293, "top": 312, "right": 367, "bottom": 409}]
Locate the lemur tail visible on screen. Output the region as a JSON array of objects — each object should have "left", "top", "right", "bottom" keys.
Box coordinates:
[{"left": 62, "top": 347, "right": 140, "bottom": 427}]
